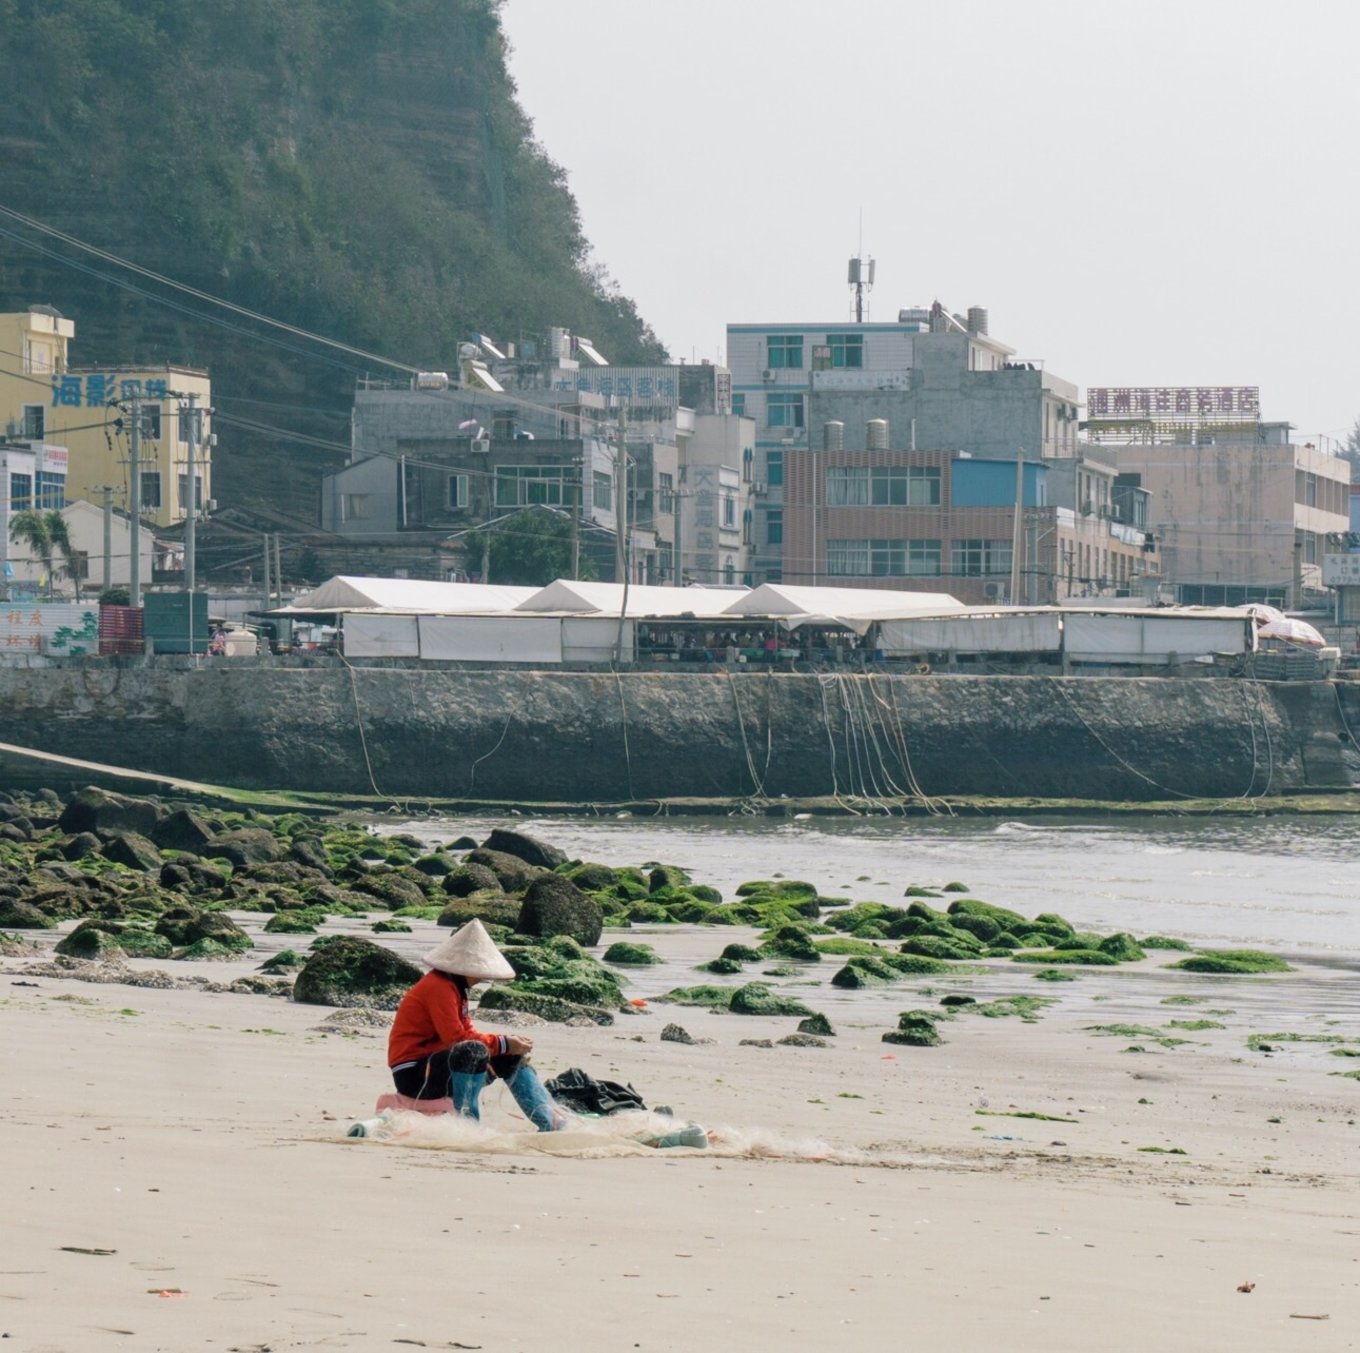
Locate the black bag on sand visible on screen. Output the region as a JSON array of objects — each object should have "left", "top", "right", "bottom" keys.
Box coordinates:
[{"left": 544, "top": 1067, "right": 649, "bottom": 1116}]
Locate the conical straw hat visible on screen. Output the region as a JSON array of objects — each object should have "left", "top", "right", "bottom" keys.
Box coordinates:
[{"left": 423, "top": 918, "right": 515, "bottom": 981}]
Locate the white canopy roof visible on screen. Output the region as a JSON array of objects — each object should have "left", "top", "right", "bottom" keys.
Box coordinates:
[
  {"left": 723, "top": 584, "right": 964, "bottom": 621},
  {"left": 280, "top": 576, "right": 538, "bottom": 615},
  {"left": 515, "top": 580, "right": 742, "bottom": 618}
]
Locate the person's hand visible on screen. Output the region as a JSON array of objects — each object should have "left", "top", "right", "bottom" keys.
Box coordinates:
[{"left": 506, "top": 1034, "right": 534, "bottom": 1056}]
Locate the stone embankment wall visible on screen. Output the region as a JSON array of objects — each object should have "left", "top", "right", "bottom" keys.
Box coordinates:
[{"left": 1, "top": 665, "right": 1357, "bottom": 802}]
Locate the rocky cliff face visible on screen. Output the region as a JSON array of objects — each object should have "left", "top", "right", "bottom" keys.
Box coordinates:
[
  {"left": 0, "top": 0, "right": 664, "bottom": 522},
  {"left": 0, "top": 666, "right": 1354, "bottom": 803}
]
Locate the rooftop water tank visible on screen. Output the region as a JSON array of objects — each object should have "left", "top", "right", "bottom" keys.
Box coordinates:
[
  {"left": 867, "top": 418, "right": 890, "bottom": 451},
  {"left": 823, "top": 420, "right": 845, "bottom": 452},
  {"left": 967, "top": 307, "right": 989, "bottom": 336},
  {"left": 413, "top": 371, "right": 450, "bottom": 391}
]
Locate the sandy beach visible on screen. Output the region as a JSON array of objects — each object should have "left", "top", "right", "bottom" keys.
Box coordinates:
[{"left": 3, "top": 904, "right": 1358, "bottom": 1353}]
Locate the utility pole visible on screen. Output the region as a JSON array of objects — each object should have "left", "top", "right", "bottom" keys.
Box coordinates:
[
  {"left": 261, "top": 533, "right": 272, "bottom": 616},
  {"left": 570, "top": 453, "right": 581, "bottom": 579},
  {"left": 273, "top": 533, "right": 282, "bottom": 605},
  {"left": 100, "top": 487, "right": 113, "bottom": 593},
  {"left": 184, "top": 394, "right": 198, "bottom": 656},
  {"left": 672, "top": 490, "right": 683, "bottom": 586},
  {"left": 614, "top": 405, "right": 627, "bottom": 585},
  {"left": 1009, "top": 448, "right": 1025, "bottom": 604},
  {"left": 129, "top": 394, "right": 144, "bottom": 607}
]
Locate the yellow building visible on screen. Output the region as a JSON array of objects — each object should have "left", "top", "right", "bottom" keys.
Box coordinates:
[{"left": 0, "top": 308, "right": 213, "bottom": 529}]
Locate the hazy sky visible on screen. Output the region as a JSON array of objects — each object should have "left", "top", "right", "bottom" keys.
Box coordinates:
[{"left": 501, "top": 0, "right": 1358, "bottom": 443}]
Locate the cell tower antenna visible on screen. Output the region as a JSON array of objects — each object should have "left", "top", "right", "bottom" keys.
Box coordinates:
[{"left": 847, "top": 222, "right": 875, "bottom": 323}]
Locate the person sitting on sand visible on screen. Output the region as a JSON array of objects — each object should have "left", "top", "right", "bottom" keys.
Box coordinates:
[{"left": 387, "top": 919, "right": 564, "bottom": 1132}]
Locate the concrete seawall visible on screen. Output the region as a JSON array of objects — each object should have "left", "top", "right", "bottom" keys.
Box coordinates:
[{"left": 1, "top": 664, "right": 1357, "bottom": 802}]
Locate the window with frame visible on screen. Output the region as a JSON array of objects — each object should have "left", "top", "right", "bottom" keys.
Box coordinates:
[
  {"left": 141, "top": 407, "right": 162, "bottom": 440},
  {"left": 732, "top": 393, "right": 746, "bottom": 418},
  {"left": 177, "top": 403, "right": 203, "bottom": 446},
  {"left": 447, "top": 474, "right": 469, "bottom": 510},
  {"left": 827, "top": 334, "right": 864, "bottom": 369},
  {"left": 344, "top": 493, "right": 370, "bottom": 520},
  {"left": 950, "top": 538, "right": 1013, "bottom": 577},
  {"left": 766, "top": 335, "right": 803, "bottom": 369},
  {"left": 722, "top": 494, "right": 736, "bottom": 528},
  {"left": 178, "top": 473, "right": 204, "bottom": 512},
  {"left": 825, "top": 465, "right": 941, "bottom": 506},
  {"left": 35, "top": 472, "right": 63, "bottom": 509},
  {"left": 10, "top": 473, "right": 31, "bottom": 511},
  {"left": 21, "top": 405, "right": 44, "bottom": 439},
  {"left": 658, "top": 472, "right": 674, "bottom": 514},
  {"left": 495, "top": 466, "right": 570, "bottom": 508},
  {"left": 766, "top": 449, "right": 784, "bottom": 486},
  {"left": 827, "top": 537, "right": 940, "bottom": 577},
  {"left": 766, "top": 509, "right": 783, "bottom": 546},
  {"left": 766, "top": 393, "right": 804, "bottom": 430},
  {"left": 592, "top": 470, "right": 613, "bottom": 512},
  {"left": 140, "top": 472, "right": 161, "bottom": 510}
]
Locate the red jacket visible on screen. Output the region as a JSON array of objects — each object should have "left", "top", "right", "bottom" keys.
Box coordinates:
[{"left": 387, "top": 971, "right": 508, "bottom": 1067}]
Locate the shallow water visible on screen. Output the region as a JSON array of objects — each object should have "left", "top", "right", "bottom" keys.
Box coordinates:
[{"left": 384, "top": 813, "right": 1360, "bottom": 958}]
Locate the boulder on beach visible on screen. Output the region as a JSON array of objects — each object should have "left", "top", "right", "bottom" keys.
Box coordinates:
[
  {"left": 58, "top": 786, "right": 164, "bottom": 838},
  {"left": 150, "top": 809, "right": 215, "bottom": 855},
  {"left": 464, "top": 848, "right": 545, "bottom": 892},
  {"left": 100, "top": 832, "right": 163, "bottom": 872},
  {"left": 443, "top": 863, "right": 502, "bottom": 897},
  {"left": 517, "top": 874, "right": 603, "bottom": 946},
  {"left": 292, "top": 935, "right": 423, "bottom": 1008},
  {"left": 481, "top": 828, "right": 567, "bottom": 871},
  {"left": 205, "top": 829, "right": 285, "bottom": 868},
  {"left": 154, "top": 904, "right": 252, "bottom": 953}
]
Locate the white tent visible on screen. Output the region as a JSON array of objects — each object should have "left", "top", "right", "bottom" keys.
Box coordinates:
[
  {"left": 515, "top": 580, "right": 741, "bottom": 618},
  {"left": 281, "top": 576, "right": 537, "bottom": 614},
  {"left": 721, "top": 583, "right": 964, "bottom": 633}
]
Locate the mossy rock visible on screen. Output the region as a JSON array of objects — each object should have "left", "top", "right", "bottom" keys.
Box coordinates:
[
  {"left": 736, "top": 879, "right": 817, "bottom": 901},
  {"left": 463, "top": 848, "right": 546, "bottom": 892},
  {"left": 1097, "top": 932, "right": 1146, "bottom": 963},
  {"left": 437, "top": 891, "right": 523, "bottom": 929},
  {"left": 264, "top": 909, "right": 325, "bottom": 934},
  {"left": 728, "top": 983, "right": 813, "bottom": 1017},
  {"left": 1012, "top": 949, "right": 1118, "bottom": 966},
  {"left": 904, "top": 900, "right": 950, "bottom": 923},
  {"left": 602, "top": 941, "right": 661, "bottom": 966},
  {"left": 883, "top": 952, "right": 953, "bottom": 976},
  {"left": 882, "top": 1010, "right": 942, "bottom": 1047},
  {"left": 566, "top": 862, "right": 619, "bottom": 891},
  {"left": 475, "top": 985, "right": 614, "bottom": 1025},
  {"left": 625, "top": 901, "right": 677, "bottom": 924},
  {"left": 721, "top": 942, "right": 762, "bottom": 962},
  {"left": 350, "top": 872, "right": 431, "bottom": 912},
  {"left": 900, "top": 934, "right": 982, "bottom": 962},
  {"left": 292, "top": 935, "right": 422, "bottom": 1008},
  {"left": 412, "top": 853, "right": 457, "bottom": 878},
  {"left": 1033, "top": 968, "right": 1077, "bottom": 982},
  {"left": 154, "top": 905, "right": 251, "bottom": 952},
  {"left": 657, "top": 985, "right": 735, "bottom": 1008},
  {"left": 903, "top": 885, "right": 941, "bottom": 898},
  {"left": 664, "top": 898, "right": 719, "bottom": 924},
  {"left": 798, "top": 1011, "right": 835, "bottom": 1036},
  {"left": 0, "top": 899, "right": 57, "bottom": 929},
  {"left": 443, "top": 863, "right": 503, "bottom": 898},
  {"left": 815, "top": 937, "right": 886, "bottom": 956},
  {"left": 947, "top": 898, "right": 1029, "bottom": 932},
  {"left": 945, "top": 912, "right": 1002, "bottom": 943},
  {"left": 761, "top": 924, "right": 821, "bottom": 968},
  {"left": 259, "top": 949, "right": 303, "bottom": 972},
  {"left": 830, "top": 956, "right": 898, "bottom": 988},
  {"left": 1141, "top": 935, "right": 1192, "bottom": 951},
  {"left": 174, "top": 937, "right": 244, "bottom": 961},
  {"left": 689, "top": 884, "right": 723, "bottom": 905},
  {"left": 942, "top": 881, "right": 970, "bottom": 893},
  {"left": 1032, "top": 912, "right": 1077, "bottom": 939},
  {"left": 517, "top": 874, "right": 603, "bottom": 946},
  {"left": 55, "top": 920, "right": 145, "bottom": 960},
  {"left": 646, "top": 863, "right": 691, "bottom": 893},
  {"left": 1172, "top": 950, "right": 1293, "bottom": 975},
  {"left": 698, "top": 956, "right": 744, "bottom": 974}
]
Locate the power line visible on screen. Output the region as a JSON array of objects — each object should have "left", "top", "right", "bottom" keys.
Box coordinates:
[{"left": 0, "top": 202, "right": 417, "bottom": 374}]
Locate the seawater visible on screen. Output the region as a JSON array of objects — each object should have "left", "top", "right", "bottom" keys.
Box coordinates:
[{"left": 382, "top": 813, "right": 1360, "bottom": 960}]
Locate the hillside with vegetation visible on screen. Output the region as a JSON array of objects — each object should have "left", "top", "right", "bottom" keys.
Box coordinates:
[{"left": 0, "top": 0, "right": 664, "bottom": 562}]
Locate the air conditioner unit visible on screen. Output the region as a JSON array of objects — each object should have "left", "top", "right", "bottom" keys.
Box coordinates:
[
  {"left": 206, "top": 498, "right": 218, "bottom": 513},
  {"left": 753, "top": 481, "right": 767, "bottom": 494},
  {"left": 471, "top": 438, "right": 491, "bottom": 454},
  {"left": 983, "top": 581, "right": 1007, "bottom": 601},
  {"left": 762, "top": 369, "right": 775, "bottom": 382}
]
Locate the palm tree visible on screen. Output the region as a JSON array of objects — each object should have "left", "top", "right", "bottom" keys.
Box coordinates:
[{"left": 8, "top": 509, "right": 74, "bottom": 599}]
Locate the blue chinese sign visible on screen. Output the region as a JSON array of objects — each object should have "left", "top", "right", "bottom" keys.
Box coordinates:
[{"left": 51, "top": 375, "right": 169, "bottom": 408}]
